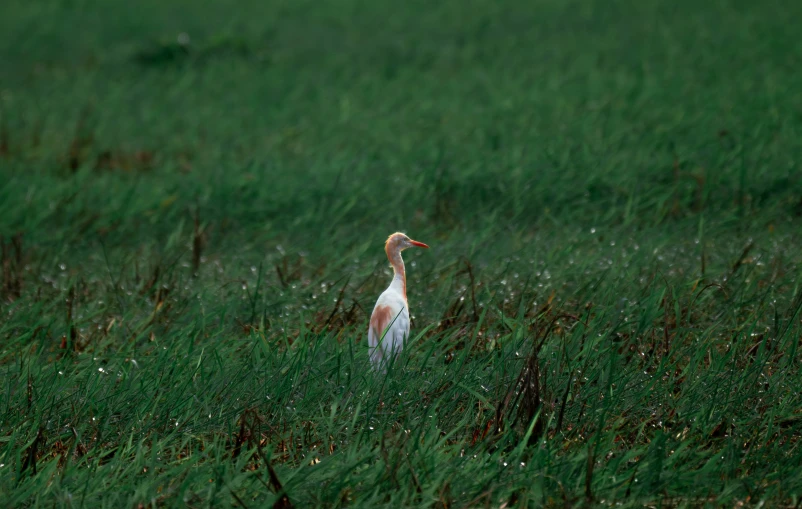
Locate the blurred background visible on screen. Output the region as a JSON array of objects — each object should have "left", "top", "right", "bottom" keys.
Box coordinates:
[{"left": 2, "top": 0, "right": 800, "bottom": 253}]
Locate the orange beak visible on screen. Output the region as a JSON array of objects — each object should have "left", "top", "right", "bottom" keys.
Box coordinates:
[{"left": 409, "top": 240, "right": 429, "bottom": 249}]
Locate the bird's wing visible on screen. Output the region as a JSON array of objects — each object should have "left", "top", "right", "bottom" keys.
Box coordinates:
[
  {"left": 383, "top": 308, "right": 409, "bottom": 356},
  {"left": 368, "top": 299, "right": 407, "bottom": 369},
  {"left": 367, "top": 313, "right": 384, "bottom": 368}
]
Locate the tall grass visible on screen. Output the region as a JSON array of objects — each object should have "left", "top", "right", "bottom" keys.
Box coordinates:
[{"left": 1, "top": 0, "right": 801, "bottom": 506}]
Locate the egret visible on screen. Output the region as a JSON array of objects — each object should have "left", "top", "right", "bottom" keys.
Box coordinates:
[{"left": 368, "top": 232, "right": 429, "bottom": 371}]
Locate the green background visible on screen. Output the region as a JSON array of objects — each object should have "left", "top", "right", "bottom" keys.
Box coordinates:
[{"left": 1, "top": 0, "right": 801, "bottom": 506}]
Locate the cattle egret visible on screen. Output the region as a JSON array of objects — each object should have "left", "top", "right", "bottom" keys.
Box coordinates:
[{"left": 368, "top": 232, "right": 429, "bottom": 371}]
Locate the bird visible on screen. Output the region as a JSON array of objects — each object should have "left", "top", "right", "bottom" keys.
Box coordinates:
[{"left": 368, "top": 232, "right": 429, "bottom": 371}]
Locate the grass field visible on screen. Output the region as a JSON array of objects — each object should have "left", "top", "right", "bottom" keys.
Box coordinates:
[{"left": 2, "top": 0, "right": 802, "bottom": 506}]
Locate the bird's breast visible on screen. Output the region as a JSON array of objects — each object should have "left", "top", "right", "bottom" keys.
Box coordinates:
[{"left": 374, "top": 289, "right": 407, "bottom": 312}]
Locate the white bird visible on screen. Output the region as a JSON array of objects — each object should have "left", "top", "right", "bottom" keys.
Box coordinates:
[{"left": 368, "top": 232, "right": 429, "bottom": 371}]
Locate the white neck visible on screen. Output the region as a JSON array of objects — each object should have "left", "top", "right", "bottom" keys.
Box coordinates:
[{"left": 386, "top": 247, "right": 407, "bottom": 300}]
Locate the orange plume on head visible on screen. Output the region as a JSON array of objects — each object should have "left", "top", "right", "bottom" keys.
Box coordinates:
[
  {"left": 385, "top": 232, "right": 405, "bottom": 246},
  {"left": 384, "top": 232, "right": 405, "bottom": 262}
]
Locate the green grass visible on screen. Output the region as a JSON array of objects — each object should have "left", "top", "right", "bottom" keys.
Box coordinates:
[{"left": 2, "top": 0, "right": 802, "bottom": 506}]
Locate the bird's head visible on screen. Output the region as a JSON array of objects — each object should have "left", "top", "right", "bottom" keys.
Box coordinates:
[{"left": 385, "top": 232, "right": 429, "bottom": 254}]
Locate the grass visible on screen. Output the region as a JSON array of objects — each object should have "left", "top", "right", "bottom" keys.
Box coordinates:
[{"left": 1, "top": 0, "right": 802, "bottom": 506}]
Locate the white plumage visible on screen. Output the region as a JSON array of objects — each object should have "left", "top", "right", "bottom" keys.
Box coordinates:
[{"left": 367, "top": 232, "right": 429, "bottom": 371}]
